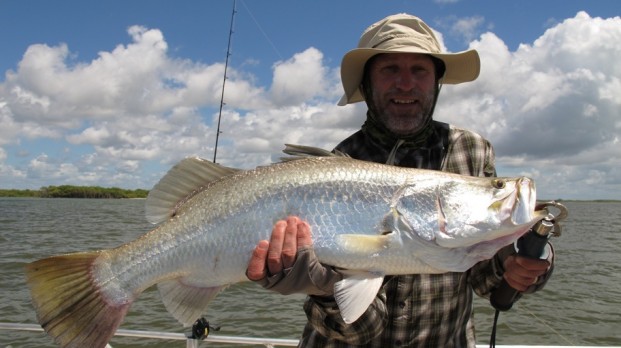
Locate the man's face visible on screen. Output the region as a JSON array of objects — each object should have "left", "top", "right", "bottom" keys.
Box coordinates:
[{"left": 366, "top": 53, "right": 437, "bottom": 136}]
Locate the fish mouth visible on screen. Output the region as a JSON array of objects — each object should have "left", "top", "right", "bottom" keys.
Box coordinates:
[
  {"left": 492, "top": 177, "right": 547, "bottom": 240},
  {"left": 510, "top": 177, "right": 537, "bottom": 225},
  {"left": 493, "top": 177, "right": 538, "bottom": 226}
]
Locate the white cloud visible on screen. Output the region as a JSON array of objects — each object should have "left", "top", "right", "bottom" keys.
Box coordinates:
[
  {"left": 434, "top": 15, "right": 488, "bottom": 46},
  {"left": 436, "top": 11, "right": 621, "bottom": 199},
  {"left": 270, "top": 47, "right": 333, "bottom": 106},
  {"left": 451, "top": 16, "right": 486, "bottom": 43},
  {"left": 0, "top": 12, "right": 619, "bottom": 200}
]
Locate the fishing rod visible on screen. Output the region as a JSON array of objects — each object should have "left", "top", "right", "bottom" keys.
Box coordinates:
[
  {"left": 213, "top": 0, "right": 237, "bottom": 164},
  {"left": 488, "top": 201, "right": 568, "bottom": 347}
]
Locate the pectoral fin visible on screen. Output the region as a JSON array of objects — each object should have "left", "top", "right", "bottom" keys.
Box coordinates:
[
  {"left": 334, "top": 271, "right": 384, "bottom": 324},
  {"left": 336, "top": 234, "right": 392, "bottom": 254}
]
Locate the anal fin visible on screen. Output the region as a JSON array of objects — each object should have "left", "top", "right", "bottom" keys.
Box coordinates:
[{"left": 158, "top": 279, "right": 226, "bottom": 326}]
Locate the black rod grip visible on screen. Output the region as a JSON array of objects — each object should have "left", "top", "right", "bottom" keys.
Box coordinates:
[{"left": 490, "top": 230, "right": 549, "bottom": 311}]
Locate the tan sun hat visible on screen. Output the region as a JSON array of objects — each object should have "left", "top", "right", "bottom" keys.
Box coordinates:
[{"left": 338, "top": 13, "right": 480, "bottom": 106}]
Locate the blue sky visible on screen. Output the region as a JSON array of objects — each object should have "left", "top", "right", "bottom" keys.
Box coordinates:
[{"left": 0, "top": 0, "right": 619, "bottom": 200}]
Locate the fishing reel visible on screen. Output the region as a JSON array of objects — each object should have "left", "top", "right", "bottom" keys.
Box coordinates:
[{"left": 188, "top": 317, "right": 221, "bottom": 340}]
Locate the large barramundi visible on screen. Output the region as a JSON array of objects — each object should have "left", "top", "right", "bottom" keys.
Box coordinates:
[{"left": 26, "top": 145, "right": 546, "bottom": 348}]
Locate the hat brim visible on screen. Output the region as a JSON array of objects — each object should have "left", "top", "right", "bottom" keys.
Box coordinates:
[{"left": 338, "top": 48, "right": 480, "bottom": 105}]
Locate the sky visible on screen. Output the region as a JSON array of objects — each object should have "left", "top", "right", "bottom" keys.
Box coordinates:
[{"left": 0, "top": 0, "right": 619, "bottom": 200}]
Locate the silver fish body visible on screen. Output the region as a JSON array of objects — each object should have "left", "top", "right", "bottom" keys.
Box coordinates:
[{"left": 26, "top": 151, "right": 544, "bottom": 348}]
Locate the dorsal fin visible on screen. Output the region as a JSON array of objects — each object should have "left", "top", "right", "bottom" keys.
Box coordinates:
[
  {"left": 281, "top": 144, "right": 349, "bottom": 161},
  {"left": 145, "top": 157, "right": 240, "bottom": 224}
]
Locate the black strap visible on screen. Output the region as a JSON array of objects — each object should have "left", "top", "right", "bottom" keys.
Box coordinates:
[{"left": 489, "top": 309, "right": 500, "bottom": 348}]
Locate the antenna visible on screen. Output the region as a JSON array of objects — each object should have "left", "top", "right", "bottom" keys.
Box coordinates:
[{"left": 213, "top": 0, "right": 237, "bottom": 163}]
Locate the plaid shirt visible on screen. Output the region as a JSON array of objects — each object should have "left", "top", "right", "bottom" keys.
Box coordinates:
[{"left": 298, "top": 121, "right": 503, "bottom": 347}]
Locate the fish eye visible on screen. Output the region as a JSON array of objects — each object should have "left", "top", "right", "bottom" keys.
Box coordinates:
[{"left": 491, "top": 178, "right": 506, "bottom": 189}]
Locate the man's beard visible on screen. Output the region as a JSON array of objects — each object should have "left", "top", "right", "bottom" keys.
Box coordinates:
[{"left": 368, "top": 88, "right": 437, "bottom": 136}]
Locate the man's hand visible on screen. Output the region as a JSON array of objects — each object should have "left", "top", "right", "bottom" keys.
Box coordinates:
[
  {"left": 502, "top": 255, "right": 551, "bottom": 292},
  {"left": 246, "top": 216, "right": 342, "bottom": 296},
  {"left": 247, "top": 216, "right": 312, "bottom": 281}
]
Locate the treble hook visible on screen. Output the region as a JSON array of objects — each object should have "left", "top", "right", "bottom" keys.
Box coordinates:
[{"left": 535, "top": 201, "right": 569, "bottom": 237}]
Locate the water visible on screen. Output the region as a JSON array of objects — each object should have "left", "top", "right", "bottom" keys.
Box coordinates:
[{"left": 0, "top": 198, "right": 619, "bottom": 347}]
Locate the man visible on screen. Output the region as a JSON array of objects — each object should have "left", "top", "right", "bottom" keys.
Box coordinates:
[{"left": 246, "top": 13, "right": 554, "bottom": 347}]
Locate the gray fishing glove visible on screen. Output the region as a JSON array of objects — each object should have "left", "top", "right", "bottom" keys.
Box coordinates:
[
  {"left": 493, "top": 242, "right": 555, "bottom": 294},
  {"left": 250, "top": 246, "right": 343, "bottom": 297}
]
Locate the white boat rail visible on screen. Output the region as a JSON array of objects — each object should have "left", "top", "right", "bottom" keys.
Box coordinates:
[
  {"left": 1, "top": 322, "right": 618, "bottom": 348},
  {"left": 4, "top": 322, "right": 299, "bottom": 348}
]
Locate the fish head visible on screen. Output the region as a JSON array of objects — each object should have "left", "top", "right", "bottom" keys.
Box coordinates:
[
  {"left": 433, "top": 176, "right": 545, "bottom": 247},
  {"left": 390, "top": 175, "right": 548, "bottom": 272},
  {"left": 396, "top": 175, "right": 545, "bottom": 254}
]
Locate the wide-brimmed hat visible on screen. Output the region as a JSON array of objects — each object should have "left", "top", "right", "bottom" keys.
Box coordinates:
[{"left": 338, "top": 13, "right": 480, "bottom": 105}]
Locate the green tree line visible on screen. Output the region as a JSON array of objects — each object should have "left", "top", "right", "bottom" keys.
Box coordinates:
[{"left": 0, "top": 185, "right": 148, "bottom": 198}]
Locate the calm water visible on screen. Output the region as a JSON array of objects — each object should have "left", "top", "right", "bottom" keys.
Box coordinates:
[{"left": 0, "top": 198, "right": 619, "bottom": 347}]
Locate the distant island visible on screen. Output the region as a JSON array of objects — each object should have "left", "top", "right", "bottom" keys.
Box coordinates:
[
  {"left": 0, "top": 185, "right": 148, "bottom": 199},
  {"left": 1, "top": 186, "right": 617, "bottom": 202}
]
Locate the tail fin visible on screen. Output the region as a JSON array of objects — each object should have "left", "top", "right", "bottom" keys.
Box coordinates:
[{"left": 25, "top": 251, "right": 131, "bottom": 348}]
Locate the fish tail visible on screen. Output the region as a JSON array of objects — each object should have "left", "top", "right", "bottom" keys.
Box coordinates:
[{"left": 25, "top": 251, "right": 131, "bottom": 348}]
